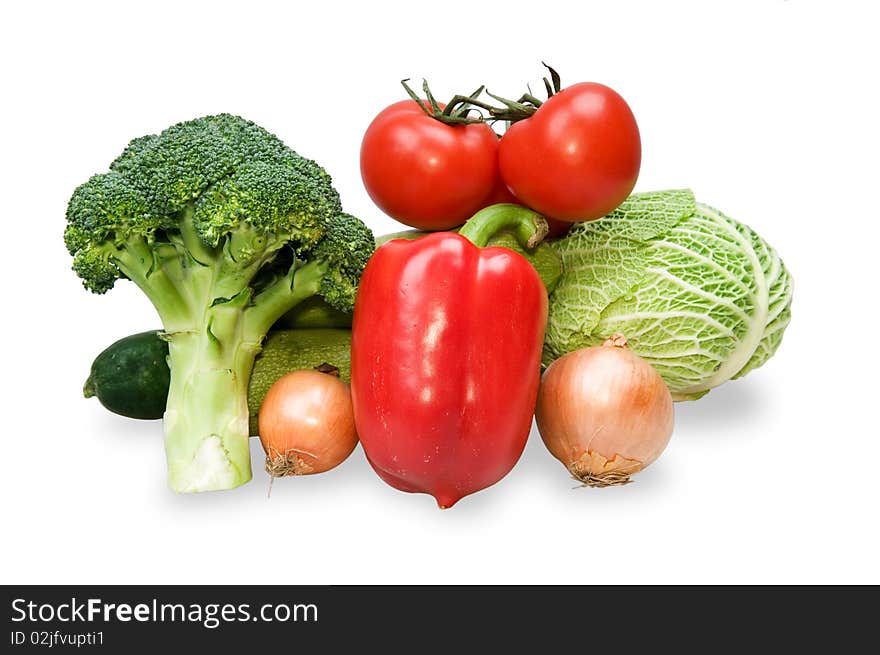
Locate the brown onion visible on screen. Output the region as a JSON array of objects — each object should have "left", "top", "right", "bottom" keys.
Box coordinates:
[
  {"left": 535, "top": 333, "right": 674, "bottom": 487},
  {"left": 258, "top": 369, "right": 358, "bottom": 477}
]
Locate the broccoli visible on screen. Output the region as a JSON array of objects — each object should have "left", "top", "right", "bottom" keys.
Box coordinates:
[{"left": 65, "top": 114, "right": 374, "bottom": 492}]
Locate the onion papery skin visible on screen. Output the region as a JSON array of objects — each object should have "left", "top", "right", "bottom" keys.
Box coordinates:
[
  {"left": 535, "top": 335, "right": 674, "bottom": 487},
  {"left": 258, "top": 370, "right": 358, "bottom": 477}
]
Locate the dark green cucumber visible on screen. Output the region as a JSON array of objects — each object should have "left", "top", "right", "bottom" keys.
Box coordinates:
[
  {"left": 84, "top": 331, "right": 171, "bottom": 420},
  {"left": 85, "top": 329, "right": 352, "bottom": 434}
]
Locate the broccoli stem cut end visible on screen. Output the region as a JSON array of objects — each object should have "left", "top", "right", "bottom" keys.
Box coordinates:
[{"left": 162, "top": 326, "right": 260, "bottom": 493}]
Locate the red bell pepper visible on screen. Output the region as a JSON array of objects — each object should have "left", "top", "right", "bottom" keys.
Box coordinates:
[{"left": 351, "top": 204, "right": 549, "bottom": 508}]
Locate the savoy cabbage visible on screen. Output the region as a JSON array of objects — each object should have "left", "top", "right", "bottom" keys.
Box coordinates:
[{"left": 544, "top": 189, "right": 793, "bottom": 400}]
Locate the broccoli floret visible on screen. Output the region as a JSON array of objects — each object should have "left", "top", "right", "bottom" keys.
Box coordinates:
[{"left": 65, "top": 114, "right": 373, "bottom": 492}]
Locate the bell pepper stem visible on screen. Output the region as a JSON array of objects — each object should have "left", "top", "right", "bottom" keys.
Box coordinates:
[{"left": 458, "top": 203, "right": 549, "bottom": 250}]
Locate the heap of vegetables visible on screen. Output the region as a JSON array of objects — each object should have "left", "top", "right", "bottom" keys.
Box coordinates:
[{"left": 72, "top": 66, "right": 792, "bottom": 506}]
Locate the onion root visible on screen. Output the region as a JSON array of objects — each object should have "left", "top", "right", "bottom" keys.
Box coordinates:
[
  {"left": 569, "top": 451, "right": 644, "bottom": 487},
  {"left": 264, "top": 448, "right": 319, "bottom": 477}
]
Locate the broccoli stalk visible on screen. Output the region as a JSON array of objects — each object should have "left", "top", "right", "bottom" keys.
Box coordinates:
[{"left": 65, "top": 115, "right": 373, "bottom": 492}]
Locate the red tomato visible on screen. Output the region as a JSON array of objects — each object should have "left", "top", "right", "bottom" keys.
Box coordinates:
[
  {"left": 499, "top": 82, "right": 641, "bottom": 222},
  {"left": 360, "top": 100, "right": 500, "bottom": 230}
]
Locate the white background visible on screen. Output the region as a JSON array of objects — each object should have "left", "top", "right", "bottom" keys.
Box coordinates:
[{"left": 1, "top": 0, "right": 877, "bottom": 585}]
